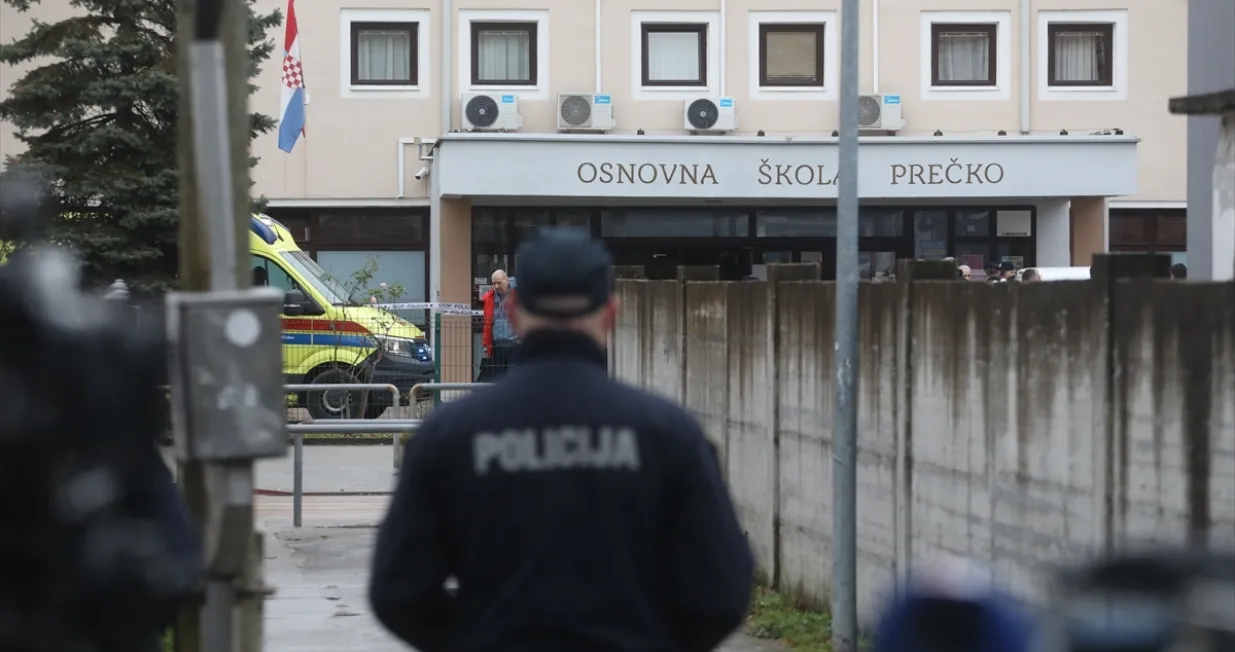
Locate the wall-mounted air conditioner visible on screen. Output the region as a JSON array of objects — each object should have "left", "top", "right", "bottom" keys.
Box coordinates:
[
  {"left": 858, "top": 94, "right": 905, "bottom": 133},
  {"left": 683, "top": 97, "right": 737, "bottom": 134},
  {"left": 461, "top": 93, "right": 522, "bottom": 132},
  {"left": 556, "top": 93, "right": 616, "bottom": 132}
]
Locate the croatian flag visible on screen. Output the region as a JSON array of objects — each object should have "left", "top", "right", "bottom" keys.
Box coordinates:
[{"left": 277, "top": 0, "right": 306, "bottom": 153}]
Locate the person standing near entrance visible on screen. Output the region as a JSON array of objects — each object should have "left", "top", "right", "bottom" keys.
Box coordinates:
[
  {"left": 996, "top": 261, "right": 1017, "bottom": 282},
  {"left": 480, "top": 269, "right": 519, "bottom": 381},
  {"left": 983, "top": 261, "right": 1000, "bottom": 282}
]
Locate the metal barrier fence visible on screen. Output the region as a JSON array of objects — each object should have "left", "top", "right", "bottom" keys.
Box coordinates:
[
  {"left": 391, "top": 382, "right": 491, "bottom": 468},
  {"left": 286, "top": 419, "right": 421, "bottom": 527},
  {"left": 433, "top": 313, "right": 483, "bottom": 388},
  {"left": 281, "top": 382, "right": 486, "bottom": 526},
  {"left": 283, "top": 383, "right": 411, "bottom": 527},
  {"left": 165, "top": 381, "right": 486, "bottom": 525}
]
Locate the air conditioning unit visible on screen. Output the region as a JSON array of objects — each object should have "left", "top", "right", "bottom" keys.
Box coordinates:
[
  {"left": 683, "top": 97, "right": 737, "bottom": 134},
  {"left": 556, "top": 93, "right": 616, "bottom": 132},
  {"left": 858, "top": 94, "right": 905, "bottom": 133},
  {"left": 461, "top": 93, "right": 522, "bottom": 132}
]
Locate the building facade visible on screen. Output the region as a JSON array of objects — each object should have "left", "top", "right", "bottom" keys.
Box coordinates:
[{"left": 1, "top": 0, "right": 1192, "bottom": 310}]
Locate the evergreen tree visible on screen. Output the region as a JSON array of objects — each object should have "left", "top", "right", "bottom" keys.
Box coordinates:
[{"left": 0, "top": 0, "right": 280, "bottom": 291}]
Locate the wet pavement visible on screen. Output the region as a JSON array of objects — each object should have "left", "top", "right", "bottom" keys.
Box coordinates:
[
  {"left": 260, "top": 481, "right": 784, "bottom": 651},
  {"left": 256, "top": 444, "right": 396, "bottom": 494}
]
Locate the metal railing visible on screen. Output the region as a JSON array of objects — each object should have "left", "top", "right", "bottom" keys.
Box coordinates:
[
  {"left": 283, "top": 383, "right": 409, "bottom": 527},
  {"left": 393, "top": 382, "right": 492, "bottom": 468},
  {"left": 168, "top": 382, "right": 487, "bottom": 526},
  {"left": 286, "top": 419, "right": 422, "bottom": 527}
]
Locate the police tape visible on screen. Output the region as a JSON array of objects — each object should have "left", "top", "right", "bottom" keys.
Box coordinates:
[{"left": 373, "top": 301, "right": 483, "bottom": 316}]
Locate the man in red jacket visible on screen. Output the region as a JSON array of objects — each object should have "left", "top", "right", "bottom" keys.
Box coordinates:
[{"left": 479, "top": 269, "right": 519, "bottom": 381}]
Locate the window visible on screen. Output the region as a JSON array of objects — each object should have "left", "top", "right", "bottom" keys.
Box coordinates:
[
  {"left": 757, "top": 209, "right": 836, "bottom": 237},
  {"left": 314, "top": 212, "right": 427, "bottom": 246},
  {"left": 600, "top": 209, "right": 747, "bottom": 237},
  {"left": 554, "top": 211, "right": 592, "bottom": 231},
  {"left": 511, "top": 210, "right": 551, "bottom": 242},
  {"left": 1109, "top": 210, "right": 1188, "bottom": 254},
  {"left": 350, "top": 22, "right": 417, "bottom": 86},
  {"left": 913, "top": 211, "right": 950, "bottom": 259},
  {"left": 954, "top": 209, "right": 991, "bottom": 237},
  {"left": 471, "top": 22, "right": 537, "bottom": 86},
  {"left": 1047, "top": 23, "right": 1113, "bottom": 86},
  {"left": 860, "top": 208, "right": 904, "bottom": 237},
  {"left": 251, "top": 255, "right": 299, "bottom": 294},
  {"left": 759, "top": 24, "right": 824, "bottom": 87},
  {"left": 340, "top": 9, "right": 429, "bottom": 97},
  {"left": 1037, "top": 11, "right": 1125, "bottom": 100},
  {"left": 641, "top": 23, "right": 707, "bottom": 87},
  {"left": 931, "top": 23, "right": 997, "bottom": 86}
]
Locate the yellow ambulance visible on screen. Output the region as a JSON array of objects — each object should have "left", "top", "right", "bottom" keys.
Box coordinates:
[{"left": 249, "top": 214, "right": 432, "bottom": 419}]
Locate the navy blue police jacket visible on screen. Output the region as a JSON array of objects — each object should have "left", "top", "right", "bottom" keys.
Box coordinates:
[{"left": 369, "top": 330, "right": 755, "bottom": 652}]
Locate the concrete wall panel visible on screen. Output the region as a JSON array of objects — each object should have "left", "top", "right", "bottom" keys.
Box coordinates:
[
  {"left": 685, "top": 283, "right": 731, "bottom": 462},
  {"left": 1110, "top": 281, "right": 1235, "bottom": 548},
  {"left": 643, "top": 281, "right": 684, "bottom": 403},
  {"left": 774, "top": 281, "right": 834, "bottom": 601},
  {"left": 854, "top": 282, "right": 903, "bottom": 616},
  {"left": 725, "top": 281, "right": 776, "bottom": 578},
  {"left": 612, "top": 281, "right": 644, "bottom": 386}
]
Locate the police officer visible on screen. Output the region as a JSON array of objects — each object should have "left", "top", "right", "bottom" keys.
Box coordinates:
[{"left": 369, "top": 228, "right": 755, "bottom": 652}]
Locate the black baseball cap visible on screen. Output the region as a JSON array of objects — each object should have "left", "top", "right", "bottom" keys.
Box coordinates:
[
  {"left": 984, "top": 261, "right": 1000, "bottom": 272},
  {"left": 513, "top": 228, "right": 614, "bottom": 318},
  {"left": 998, "top": 260, "right": 1016, "bottom": 272}
]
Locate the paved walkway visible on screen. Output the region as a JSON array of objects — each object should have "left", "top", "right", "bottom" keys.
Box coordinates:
[
  {"left": 257, "top": 444, "right": 397, "bottom": 494},
  {"left": 260, "top": 492, "right": 784, "bottom": 651}
]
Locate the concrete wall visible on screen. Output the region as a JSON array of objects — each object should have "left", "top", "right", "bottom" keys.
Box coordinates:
[{"left": 610, "top": 267, "right": 1235, "bottom": 622}]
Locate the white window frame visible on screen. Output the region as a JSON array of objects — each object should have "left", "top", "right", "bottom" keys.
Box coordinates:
[
  {"left": 1037, "top": 10, "right": 1128, "bottom": 102},
  {"left": 458, "top": 9, "right": 550, "bottom": 101},
  {"left": 339, "top": 8, "right": 431, "bottom": 99},
  {"left": 748, "top": 11, "right": 838, "bottom": 101},
  {"left": 631, "top": 10, "right": 720, "bottom": 100},
  {"left": 919, "top": 10, "right": 1011, "bottom": 101}
]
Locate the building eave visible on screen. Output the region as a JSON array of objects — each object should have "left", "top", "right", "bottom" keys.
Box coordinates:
[{"left": 436, "top": 131, "right": 1141, "bottom": 146}]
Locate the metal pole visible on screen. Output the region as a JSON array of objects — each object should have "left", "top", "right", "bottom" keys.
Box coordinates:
[
  {"left": 432, "top": 312, "right": 443, "bottom": 408},
  {"left": 292, "top": 432, "right": 303, "bottom": 528},
  {"left": 832, "top": 0, "right": 860, "bottom": 646},
  {"left": 182, "top": 0, "right": 255, "bottom": 647}
]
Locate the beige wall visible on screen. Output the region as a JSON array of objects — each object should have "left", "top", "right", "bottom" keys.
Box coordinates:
[
  {"left": 0, "top": 1, "right": 79, "bottom": 162},
  {"left": 438, "top": 197, "right": 471, "bottom": 304},
  {"left": 1, "top": 0, "right": 1186, "bottom": 201},
  {"left": 1070, "top": 197, "right": 1107, "bottom": 266}
]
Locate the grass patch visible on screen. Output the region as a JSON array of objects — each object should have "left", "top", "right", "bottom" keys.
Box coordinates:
[{"left": 746, "top": 585, "right": 833, "bottom": 652}]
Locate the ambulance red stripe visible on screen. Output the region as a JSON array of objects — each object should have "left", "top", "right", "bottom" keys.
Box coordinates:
[{"left": 280, "top": 318, "right": 370, "bottom": 334}]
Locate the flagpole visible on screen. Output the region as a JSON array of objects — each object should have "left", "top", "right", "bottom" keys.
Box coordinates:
[{"left": 292, "top": 0, "right": 309, "bottom": 191}]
